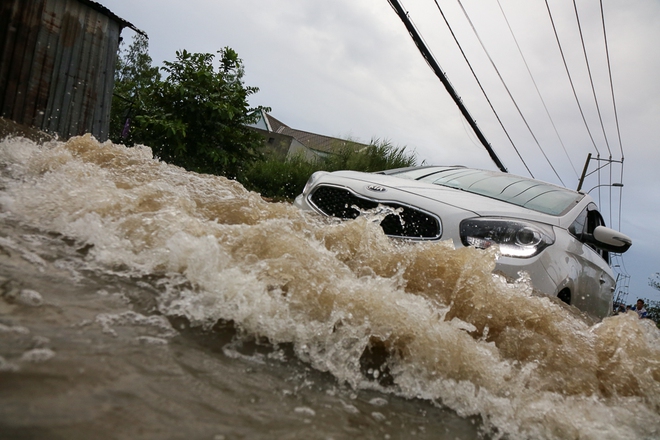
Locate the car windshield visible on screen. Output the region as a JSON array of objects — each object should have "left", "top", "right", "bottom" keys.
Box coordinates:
[{"left": 390, "top": 167, "right": 583, "bottom": 216}]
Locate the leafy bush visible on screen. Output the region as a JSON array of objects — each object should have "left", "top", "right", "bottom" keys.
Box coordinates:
[
  {"left": 239, "top": 139, "right": 419, "bottom": 200},
  {"left": 241, "top": 154, "right": 318, "bottom": 201},
  {"left": 324, "top": 139, "right": 418, "bottom": 172}
]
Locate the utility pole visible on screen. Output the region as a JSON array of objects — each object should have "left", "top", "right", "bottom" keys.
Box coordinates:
[
  {"left": 576, "top": 153, "right": 624, "bottom": 192},
  {"left": 387, "top": 0, "right": 508, "bottom": 173},
  {"left": 577, "top": 153, "right": 592, "bottom": 191}
]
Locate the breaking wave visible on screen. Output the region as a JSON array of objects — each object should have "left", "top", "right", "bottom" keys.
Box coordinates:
[{"left": 1, "top": 135, "right": 659, "bottom": 439}]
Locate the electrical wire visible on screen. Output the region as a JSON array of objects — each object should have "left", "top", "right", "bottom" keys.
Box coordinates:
[
  {"left": 572, "top": 0, "right": 613, "bottom": 158},
  {"left": 599, "top": 0, "right": 626, "bottom": 232},
  {"left": 495, "top": 0, "right": 579, "bottom": 180},
  {"left": 426, "top": 0, "right": 625, "bottom": 228},
  {"left": 398, "top": 0, "right": 631, "bottom": 299},
  {"left": 455, "top": 0, "right": 565, "bottom": 185},
  {"left": 543, "top": 0, "right": 601, "bottom": 157},
  {"left": 600, "top": 0, "right": 624, "bottom": 160},
  {"left": 429, "top": 0, "right": 532, "bottom": 176},
  {"left": 388, "top": 0, "right": 509, "bottom": 172},
  {"left": 617, "top": 165, "right": 624, "bottom": 231}
]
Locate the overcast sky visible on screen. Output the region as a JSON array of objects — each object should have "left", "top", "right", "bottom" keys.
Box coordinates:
[{"left": 101, "top": 0, "right": 660, "bottom": 303}]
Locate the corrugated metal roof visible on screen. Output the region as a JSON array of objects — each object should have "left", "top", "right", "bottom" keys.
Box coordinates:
[
  {"left": 72, "top": 0, "right": 144, "bottom": 35},
  {"left": 0, "top": 0, "right": 137, "bottom": 141}
]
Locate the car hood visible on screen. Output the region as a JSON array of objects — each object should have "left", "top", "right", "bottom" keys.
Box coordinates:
[{"left": 329, "top": 171, "right": 564, "bottom": 226}]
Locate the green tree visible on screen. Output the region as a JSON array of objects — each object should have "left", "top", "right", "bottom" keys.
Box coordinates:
[
  {"left": 644, "top": 301, "right": 660, "bottom": 325},
  {"left": 109, "top": 33, "right": 160, "bottom": 145},
  {"left": 647, "top": 274, "right": 660, "bottom": 326},
  {"left": 132, "top": 48, "right": 269, "bottom": 178},
  {"left": 650, "top": 273, "right": 660, "bottom": 291}
]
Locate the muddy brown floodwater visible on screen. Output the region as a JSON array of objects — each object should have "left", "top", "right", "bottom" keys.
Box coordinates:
[{"left": 0, "top": 135, "right": 659, "bottom": 439}]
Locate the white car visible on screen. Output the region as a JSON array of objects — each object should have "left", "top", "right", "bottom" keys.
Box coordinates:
[{"left": 294, "top": 166, "right": 632, "bottom": 319}]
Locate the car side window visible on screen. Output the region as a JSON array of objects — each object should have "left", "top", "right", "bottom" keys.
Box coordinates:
[
  {"left": 568, "top": 207, "right": 588, "bottom": 238},
  {"left": 568, "top": 203, "right": 609, "bottom": 263}
]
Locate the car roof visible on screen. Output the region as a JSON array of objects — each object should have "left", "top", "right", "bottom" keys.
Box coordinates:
[{"left": 380, "top": 166, "right": 585, "bottom": 217}]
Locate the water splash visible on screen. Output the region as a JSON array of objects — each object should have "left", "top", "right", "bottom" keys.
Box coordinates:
[{"left": 1, "top": 134, "right": 659, "bottom": 439}]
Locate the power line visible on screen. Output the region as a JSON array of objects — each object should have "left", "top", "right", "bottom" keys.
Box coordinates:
[
  {"left": 446, "top": 0, "right": 629, "bottom": 297},
  {"left": 573, "top": 0, "right": 627, "bottom": 230},
  {"left": 543, "top": 0, "right": 601, "bottom": 157},
  {"left": 604, "top": 2, "right": 626, "bottom": 229},
  {"left": 387, "top": 0, "right": 508, "bottom": 172},
  {"left": 428, "top": 0, "right": 531, "bottom": 176},
  {"left": 391, "top": 0, "right": 630, "bottom": 299},
  {"left": 599, "top": 0, "right": 625, "bottom": 160},
  {"left": 572, "top": 0, "right": 612, "bottom": 158},
  {"left": 617, "top": 165, "right": 624, "bottom": 231},
  {"left": 455, "top": 0, "right": 566, "bottom": 185},
  {"left": 495, "top": 0, "right": 579, "bottom": 180}
]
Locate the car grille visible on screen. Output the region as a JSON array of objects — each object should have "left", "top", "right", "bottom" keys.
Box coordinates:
[{"left": 309, "top": 185, "right": 441, "bottom": 239}]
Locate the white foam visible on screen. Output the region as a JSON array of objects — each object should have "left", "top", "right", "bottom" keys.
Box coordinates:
[
  {"left": 294, "top": 407, "right": 316, "bottom": 417},
  {"left": 15, "top": 289, "right": 43, "bottom": 306},
  {"left": 20, "top": 348, "right": 55, "bottom": 363},
  {"left": 2, "top": 136, "right": 659, "bottom": 439}
]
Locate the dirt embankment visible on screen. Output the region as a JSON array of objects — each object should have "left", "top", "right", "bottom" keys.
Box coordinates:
[{"left": 0, "top": 118, "right": 53, "bottom": 144}]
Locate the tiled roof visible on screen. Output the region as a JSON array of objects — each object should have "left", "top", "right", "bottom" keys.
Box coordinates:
[
  {"left": 265, "top": 114, "right": 289, "bottom": 133},
  {"left": 264, "top": 113, "right": 366, "bottom": 154}
]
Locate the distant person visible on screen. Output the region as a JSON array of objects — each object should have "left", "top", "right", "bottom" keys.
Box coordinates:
[{"left": 634, "top": 299, "right": 648, "bottom": 319}]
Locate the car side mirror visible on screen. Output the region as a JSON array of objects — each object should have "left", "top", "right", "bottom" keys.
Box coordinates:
[{"left": 586, "top": 226, "right": 632, "bottom": 253}]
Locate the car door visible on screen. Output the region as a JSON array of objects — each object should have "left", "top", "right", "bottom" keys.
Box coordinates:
[{"left": 566, "top": 204, "right": 615, "bottom": 315}]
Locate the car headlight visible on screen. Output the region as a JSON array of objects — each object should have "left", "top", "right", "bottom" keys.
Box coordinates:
[
  {"left": 302, "top": 171, "right": 328, "bottom": 195},
  {"left": 459, "top": 218, "right": 555, "bottom": 258}
]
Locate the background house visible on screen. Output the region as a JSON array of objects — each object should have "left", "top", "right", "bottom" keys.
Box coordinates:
[{"left": 250, "top": 111, "right": 368, "bottom": 162}]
